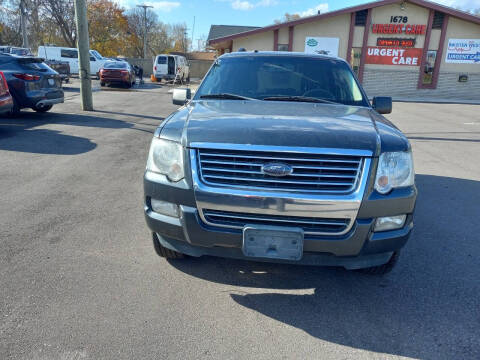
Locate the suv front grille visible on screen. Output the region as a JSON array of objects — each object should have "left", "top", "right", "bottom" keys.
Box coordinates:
[
  {"left": 202, "top": 209, "right": 351, "bottom": 235},
  {"left": 196, "top": 148, "right": 363, "bottom": 194}
]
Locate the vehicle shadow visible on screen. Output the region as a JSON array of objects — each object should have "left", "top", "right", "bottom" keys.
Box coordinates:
[
  {"left": 0, "top": 110, "right": 145, "bottom": 155},
  {"left": 168, "top": 174, "right": 480, "bottom": 359}
]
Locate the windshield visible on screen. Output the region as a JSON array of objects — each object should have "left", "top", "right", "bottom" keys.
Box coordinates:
[
  {"left": 11, "top": 48, "right": 31, "bottom": 56},
  {"left": 195, "top": 55, "right": 368, "bottom": 106},
  {"left": 91, "top": 50, "right": 103, "bottom": 60},
  {"left": 104, "top": 61, "right": 127, "bottom": 69}
]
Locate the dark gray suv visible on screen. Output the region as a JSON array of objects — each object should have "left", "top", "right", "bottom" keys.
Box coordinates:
[
  {"left": 0, "top": 54, "right": 64, "bottom": 115},
  {"left": 144, "top": 52, "right": 417, "bottom": 274}
]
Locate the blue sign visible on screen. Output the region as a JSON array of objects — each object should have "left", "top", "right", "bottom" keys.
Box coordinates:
[{"left": 445, "top": 39, "right": 480, "bottom": 64}]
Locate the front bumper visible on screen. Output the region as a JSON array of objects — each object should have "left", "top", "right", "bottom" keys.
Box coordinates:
[{"left": 144, "top": 170, "right": 417, "bottom": 269}]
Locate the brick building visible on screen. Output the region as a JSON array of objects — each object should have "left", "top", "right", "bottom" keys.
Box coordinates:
[{"left": 208, "top": 0, "right": 480, "bottom": 100}]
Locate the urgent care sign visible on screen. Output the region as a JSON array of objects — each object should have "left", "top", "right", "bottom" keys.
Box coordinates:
[{"left": 365, "top": 47, "right": 422, "bottom": 66}]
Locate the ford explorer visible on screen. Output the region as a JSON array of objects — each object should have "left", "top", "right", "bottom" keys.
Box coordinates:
[{"left": 143, "top": 52, "right": 417, "bottom": 275}]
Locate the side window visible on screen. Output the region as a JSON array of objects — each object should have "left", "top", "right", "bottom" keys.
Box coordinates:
[{"left": 61, "top": 49, "right": 78, "bottom": 59}]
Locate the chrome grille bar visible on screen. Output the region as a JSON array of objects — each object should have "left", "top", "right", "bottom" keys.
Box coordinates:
[
  {"left": 200, "top": 152, "right": 361, "bottom": 163},
  {"left": 202, "top": 209, "right": 351, "bottom": 236},
  {"left": 196, "top": 146, "right": 365, "bottom": 194}
]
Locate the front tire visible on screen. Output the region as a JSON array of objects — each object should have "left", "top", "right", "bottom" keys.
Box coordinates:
[
  {"left": 152, "top": 233, "right": 185, "bottom": 259},
  {"left": 357, "top": 252, "right": 400, "bottom": 275},
  {"left": 33, "top": 104, "right": 53, "bottom": 113}
]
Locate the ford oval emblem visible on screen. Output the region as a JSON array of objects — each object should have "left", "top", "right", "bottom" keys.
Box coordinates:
[{"left": 262, "top": 162, "right": 293, "bottom": 177}]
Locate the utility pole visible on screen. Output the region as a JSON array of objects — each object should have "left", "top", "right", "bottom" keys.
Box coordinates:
[
  {"left": 191, "top": 16, "right": 195, "bottom": 52},
  {"left": 137, "top": 4, "right": 153, "bottom": 59},
  {"left": 19, "top": 0, "right": 28, "bottom": 48},
  {"left": 183, "top": 30, "right": 188, "bottom": 54},
  {"left": 74, "top": 0, "right": 93, "bottom": 111}
]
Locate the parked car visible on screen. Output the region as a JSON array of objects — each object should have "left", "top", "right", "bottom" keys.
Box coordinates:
[
  {"left": 99, "top": 61, "right": 136, "bottom": 88},
  {"left": 44, "top": 59, "right": 70, "bottom": 83},
  {"left": 0, "top": 71, "right": 13, "bottom": 114},
  {"left": 37, "top": 46, "right": 107, "bottom": 76},
  {"left": 0, "top": 46, "right": 33, "bottom": 56},
  {"left": 0, "top": 53, "right": 64, "bottom": 115},
  {"left": 144, "top": 52, "right": 417, "bottom": 275},
  {"left": 153, "top": 54, "right": 189, "bottom": 83}
]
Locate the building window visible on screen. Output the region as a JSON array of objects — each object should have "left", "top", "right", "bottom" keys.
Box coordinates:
[
  {"left": 432, "top": 11, "right": 445, "bottom": 29},
  {"left": 422, "top": 50, "right": 437, "bottom": 85},
  {"left": 355, "top": 10, "right": 368, "bottom": 26},
  {"left": 350, "top": 48, "right": 362, "bottom": 76},
  {"left": 277, "top": 44, "right": 289, "bottom": 51}
]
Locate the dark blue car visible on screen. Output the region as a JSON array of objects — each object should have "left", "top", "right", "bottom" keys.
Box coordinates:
[{"left": 0, "top": 54, "right": 64, "bottom": 116}]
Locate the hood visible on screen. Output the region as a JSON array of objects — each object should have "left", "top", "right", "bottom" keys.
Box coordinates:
[{"left": 160, "top": 100, "right": 409, "bottom": 154}]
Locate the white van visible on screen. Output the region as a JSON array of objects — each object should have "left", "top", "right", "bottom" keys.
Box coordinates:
[
  {"left": 37, "top": 46, "right": 108, "bottom": 76},
  {"left": 153, "top": 54, "right": 190, "bottom": 83}
]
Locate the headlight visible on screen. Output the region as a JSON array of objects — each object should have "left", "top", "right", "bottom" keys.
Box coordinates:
[
  {"left": 374, "top": 151, "right": 414, "bottom": 194},
  {"left": 146, "top": 138, "right": 184, "bottom": 182}
]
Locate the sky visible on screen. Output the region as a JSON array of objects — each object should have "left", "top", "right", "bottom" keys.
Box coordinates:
[{"left": 113, "top": 0, "right": 479, "bottom": 50}]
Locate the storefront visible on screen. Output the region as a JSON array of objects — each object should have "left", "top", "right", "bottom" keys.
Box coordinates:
[{"left": 208, "top": 0, "right": 480, "bottom": 100}]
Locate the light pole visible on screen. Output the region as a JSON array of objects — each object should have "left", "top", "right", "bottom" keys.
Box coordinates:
[
  {"left": 137, "top": 4, "right": 153, "bottom": 59},
  {"left": 19, "top": 0, "right": 28, "bottom": 48},
  {"left": 191, "top": 16, "right": 195, "bottom": 52},
  {"left": 74, "top": 0, "right": 93, "bottom": 110}
]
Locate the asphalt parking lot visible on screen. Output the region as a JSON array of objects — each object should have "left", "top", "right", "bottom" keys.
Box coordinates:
[{"left": 1, "top": 82, "right": 479, "bottom": 360}]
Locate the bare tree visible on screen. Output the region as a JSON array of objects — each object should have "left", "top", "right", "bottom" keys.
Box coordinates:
[
  {"left": 40, "top": 0, "right": 76, "bottom": 47},
  {"left": 125, "top": 7, "right": 159, "bottom": 57},
  {"left": 0, "top": 2, "right": 22, "bottom": 45},
  {"left": 274, "top": 13, "right": 301, "bottom": 24}
]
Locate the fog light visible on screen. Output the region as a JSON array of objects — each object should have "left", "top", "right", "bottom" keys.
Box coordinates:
[
  {"left": 374, "top": 215, "right": 406, "bottom": 232},
  {"left": 151, "top": 199, "right": 179, "bottom": 217}
]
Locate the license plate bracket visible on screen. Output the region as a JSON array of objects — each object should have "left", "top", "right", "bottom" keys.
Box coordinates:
[{"left": 242, "top": 225, "right": 304, "bottom": 261}]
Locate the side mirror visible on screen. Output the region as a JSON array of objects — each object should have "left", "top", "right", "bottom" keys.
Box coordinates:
[
  {"left": 172, "top": 88, "right": 191, "bottom": 105},
  {"left": 372, "top": 96, "right": 392, "bottom": 114}
]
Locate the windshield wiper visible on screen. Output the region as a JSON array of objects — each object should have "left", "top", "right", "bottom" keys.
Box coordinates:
[
  {"left": 262, "top": 96, "right": 339, "bottom": 104},
  {"left": 199, "top": 93, "right": 256, "bottom": 101}
]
